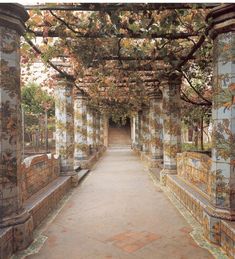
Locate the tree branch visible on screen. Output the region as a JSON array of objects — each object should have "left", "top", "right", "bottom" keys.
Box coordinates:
[
  {"left": 175, "top": 25, "right": 211, "bottom": 70},
  {"left": 24, "top": 36, "right": 74, "bottom": 81},
  {"left": 180, "top": 90, "right": 210, "bottom": 106},
  {"left": 182, "top": 71, "right": 212, "bottom": 105},
  {"left": 49, "top": 10, "right": 83, "bottom": 35}
]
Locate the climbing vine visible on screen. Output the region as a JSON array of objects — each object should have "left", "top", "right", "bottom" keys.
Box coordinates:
[{"left": 21, "top": 3, "right": 213, "bottom": 121}]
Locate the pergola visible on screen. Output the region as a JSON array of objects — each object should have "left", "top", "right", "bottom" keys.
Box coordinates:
[{"left": 0, "top": 3, "right": 235, "bottom": 259}]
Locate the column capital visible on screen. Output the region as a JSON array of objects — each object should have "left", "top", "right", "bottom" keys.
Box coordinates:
[
  {"left": 54, "top": 74, "right": 75, "bottom": 85},
  {"left": 206, "top": 4, "right": 235, "bottom": 39},
  {"left": 73, "top": 88, "right": 87, "bottom": 100},
  {"left": 160, "top": 72, "right": 182, "bottom": 89},
  {"left": 148, "top": 89, "right": 162, "bottom": 100},
  {"left": 0, "top": 4, "right": 29, "bottom": 34},
  {"left": 141, "top": 104, "right": 149, "bottom": 111}
]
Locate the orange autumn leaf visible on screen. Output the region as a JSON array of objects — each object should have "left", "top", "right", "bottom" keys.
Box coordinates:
[{"left": 229, "top": 83, "right": 235, "bottom": 91}]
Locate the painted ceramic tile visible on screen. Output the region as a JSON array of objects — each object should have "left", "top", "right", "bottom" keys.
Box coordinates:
[
  {"left": 55, "top": 81, "right": 74, "bottom": 171},
  {"left": 74, "top": 92, "right": 88, "bottom": 161},
  {"left": 0, "top": 26, "right": 22, "bottom": 219}
]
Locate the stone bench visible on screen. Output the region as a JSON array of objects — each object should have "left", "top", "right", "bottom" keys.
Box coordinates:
[{"left": 24, "top": 168, "right": 90, "bottom": 229}]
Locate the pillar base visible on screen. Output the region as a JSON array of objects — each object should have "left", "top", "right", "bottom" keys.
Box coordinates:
[{"left": 0, "top": 210, "right": 33, "bottom": 251}]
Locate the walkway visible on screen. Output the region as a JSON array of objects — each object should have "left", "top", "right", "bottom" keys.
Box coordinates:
[{"left": 25, "top": 148, "right": 213, "bottom": 259}]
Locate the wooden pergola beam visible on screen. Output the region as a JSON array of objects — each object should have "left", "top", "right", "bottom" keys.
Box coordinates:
[
  {"left": 24, "top": 3, "right": 218, "bottom": 12},
  {"left": 78, "top": 78, "right": 159, "bottom": 85},
  {"left": 94, "top": 56, "right": 192, "bottom": 61},
  {"left": 29, "top": 29, "right": 199, "bottom": 40}
]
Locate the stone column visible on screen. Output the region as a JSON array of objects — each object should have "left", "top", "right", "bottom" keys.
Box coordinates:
[
  {"left": 73, "top": 89, "right": 88, "bottom": 166},
  {"left": 0, "top": 4, "right": 33, "bottom": 251},
  {"left": 149, "top": 91, "right": 163, "bottom": 161},
  {"left": 87, "top": 107, "right": 94, "bottom": 155},
  {"left": 160, "top": 73, "right": 181, "bottom": 184},
  {"left": 202, "top": 5, "right": 235, "bottom": 244},
  {"left": 55, "top": 77, "right": 74, "bottom": 172}
]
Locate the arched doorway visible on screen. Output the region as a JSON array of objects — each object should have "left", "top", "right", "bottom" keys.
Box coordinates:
[{"left": 108, "top": 117, "right": 131, "bottom": 147}]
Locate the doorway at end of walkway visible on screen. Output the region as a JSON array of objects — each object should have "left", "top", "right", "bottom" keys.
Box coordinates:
[{"left": 108, "top": 117, "right": 131, "bottom": 148}]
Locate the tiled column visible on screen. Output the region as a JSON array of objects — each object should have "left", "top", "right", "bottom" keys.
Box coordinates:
[
  {"left": 140, "top": 110, "right": 145, "bottom": 151},
  {"left": 74, "top": 90, "right": 88, "bottom": 166},
  {"left": 149, "top": 91, "right": 163, "bottom": 161},
  {"left": 160, "top": 73, "right": 182, "bottom": 184},
  {"left": 87, "top": 107, "right": 94, "bottom": 155},
  {"left": 137, "top": 111, "right": 142, "bottom": 150},
  {"left": 142, "top": 107, "right": 150, "bottom": 153},
  {"left": 100, "top": 114, "right": 104, "bottom": 147},
  {"left": 130, "top": 117, "right": 134, "bottom": 147},
  {"left": 139, "top": 111, "right": 143, "bottom": 150},
  {"left": 96, "top": 111, "right": 101, "bottom": 150},
  {"left": 0, "top": 4, "right": 33, "bottom": 251},
  {"left": 146, "top": 109, "right": 151, "bottom": 152},
  {"left": 134, "top": 113, "right": 140, "bottom": 148},
  {"left": 92, "top": 110, "right": 97, "bottom": 152},
  {"left": 202, "top": 4, "right": 235, "bottom": 245},
  {"left": 55, "top": 77, "right": 74, "bottom": 172},
  {"left": 103, "top": 115, "right": 109, "bottom": 147}
]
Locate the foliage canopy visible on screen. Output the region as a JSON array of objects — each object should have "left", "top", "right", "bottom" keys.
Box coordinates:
[{"left": 22, "top": 3, "right": 214, "bottom": 121}]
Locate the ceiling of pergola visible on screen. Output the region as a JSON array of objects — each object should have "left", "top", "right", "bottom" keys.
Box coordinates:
[{"left": 22, "top": 3, "right": 214, "bottom": 113}]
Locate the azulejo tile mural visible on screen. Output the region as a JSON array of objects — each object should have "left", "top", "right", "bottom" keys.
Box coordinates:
[
  {"left": 177, "top": 152, "right": 211, "bottom": 194},
  {"left": 74, "top": 91, "right": 88, "bottom": 162},
  {"left": 149, "top": 94, "right": 163, "bottom": 160},
  {"left": 0, "top": 25, "right": 22, "bottom": 219},
  {"left": 211, "top": 31, "right": 235, "bottom": 210},
  {"left": 161, "top": 75, "right": 181, "bottom": 171},
  {"left": 55, "top": 80, "right": 74, "bottom": 172}
]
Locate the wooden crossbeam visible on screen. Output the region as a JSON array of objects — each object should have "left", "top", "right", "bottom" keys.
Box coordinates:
[
  {"left": 24, "top": 3, "right": 218, "bottom": 12},
  {"left": 28, "top": 29, "right": 198, "bottom": 40}
]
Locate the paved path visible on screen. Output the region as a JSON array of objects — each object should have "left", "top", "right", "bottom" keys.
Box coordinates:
[{"left": 26, "top": 148, "right": 213, "bottom": 259}]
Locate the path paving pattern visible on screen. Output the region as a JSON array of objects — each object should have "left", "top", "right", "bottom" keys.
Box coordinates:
[{"left": 26, "top": 148, "right": 213, "bottom": 259}]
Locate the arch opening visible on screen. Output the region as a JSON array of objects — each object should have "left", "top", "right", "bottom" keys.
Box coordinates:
[{"left": 108, "top": 117, "right": 131, "bottom": 147}]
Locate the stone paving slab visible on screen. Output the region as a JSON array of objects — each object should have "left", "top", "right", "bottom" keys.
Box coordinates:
[{"left": 20, "top": 148, "right": 221, "bottom": 259}]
